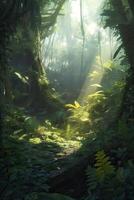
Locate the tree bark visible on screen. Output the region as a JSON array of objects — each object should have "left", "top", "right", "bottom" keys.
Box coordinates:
[
  {"left": 128, "top": 0, "right": 134, "bottom": 17},
  {"left": 111, "top": 0, "right": 134, "bottom": 120}
]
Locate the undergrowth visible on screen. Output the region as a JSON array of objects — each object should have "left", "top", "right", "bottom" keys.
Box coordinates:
[
  {"left": 1, "top": 105, "right": 81, "bottom": 200},
  {"left": 1, "top": 63, "right": 133, "bottom": 200}
]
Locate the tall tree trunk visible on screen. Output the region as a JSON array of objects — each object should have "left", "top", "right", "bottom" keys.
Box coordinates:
[
  {"left": 119, "top": 25, "right": 134, "bottom": 120},
  {"left": 128, "top": 0, "right": 134, "bottom": 16},
  {"left": 80, "top": 0, "right": 85, "bottom": 84},
  {"left": 111, "top": 0, "right": 134, "bottom": 120}
]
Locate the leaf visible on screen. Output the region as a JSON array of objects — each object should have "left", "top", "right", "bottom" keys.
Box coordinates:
[
  {"left": 13, "top": 129, "right": 23, "bottom": 134},
  {"left": 103, "top": 60, "right": 113, "bottom": 70},
  {"left": 113, "top": 44, "right": 123, "bottom": 59},
  {"left": 95, "top": 150, "right": 115, "bottom": 181},
  {"left": 88, "top": 91, "right": 105, "bottom": 98},
  {"left": 86, "top": 166, "right": 97, "bottom": 191},
  {"left": 91, "top": 84, "right": 102, "bottom": 88},
  {"left": 74, "top": 101, "right": 81, "bottom": 108},
  {"left": 14, "top": 72, "right": 29, "bottom": 84},
  {"left": 101, "top": 10, "right": 115, "bottom": 17},
  {"left": 65, "top": 101, "right": 80, "bottom": 109},
  {"left": 89, "top": 71, "right": 100, "bottom": 80},
  {"left": 65, "top": 104, "right": 76, "bottom": 109}
]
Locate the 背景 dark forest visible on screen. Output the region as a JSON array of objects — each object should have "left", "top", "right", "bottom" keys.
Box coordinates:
[{"left": 1, "top": 0, "right": 134, "bottom": 199}]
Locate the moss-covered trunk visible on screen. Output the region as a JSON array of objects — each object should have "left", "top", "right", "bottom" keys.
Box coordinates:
[{"left": 111, "top": 0, "right": 134, "bottom": 120}]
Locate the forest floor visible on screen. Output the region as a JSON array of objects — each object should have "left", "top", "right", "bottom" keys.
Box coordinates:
[
  {"left": 2, "top": 106, "right": 90, "bottom": 199},
  {"left": 3, "top": 87, "right": 134, "bottom": 200},
  {"left": 5, "top": 124, "right": 82, "bottom": 177}
]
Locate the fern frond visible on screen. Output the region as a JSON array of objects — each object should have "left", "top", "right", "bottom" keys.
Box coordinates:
[
  {"left": 95, "top": 150, "right": 115, "bottom": 181},
  {"left": 65, "top": 101, "right": 81, "bottom": 109},
  {"left": 14, "top": 72, "right": 29, "bottom": 84},
  {"left": 91, "top": 84, "right": 102, "bottom": 88},
  {"left": 74, "top": 101, "right": 81, "bottom": 108},
  {"left": 65, "top": 104, "right": 77, "bottom": 109},
  {"left": 86, "top": 166, "right": 97, "bottom": 192}
]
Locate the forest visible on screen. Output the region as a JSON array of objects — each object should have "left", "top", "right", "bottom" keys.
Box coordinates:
[{"left": 1, "top": 0, "right": 134, "bottom": 199}]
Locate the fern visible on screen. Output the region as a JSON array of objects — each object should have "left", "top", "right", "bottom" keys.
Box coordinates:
[
  {"left": 14, "top": 72, "right": 29, "bottom": 84},
  {"left": 65, "top": 101, "right": 81, "bottom": 109},
  {"left": 89, "top": 70, "right": 100, "bottom": 80},
  {"left": 88, "top": 91, "right": 106, "bottom": 104},
  {"left": 95, "top": 150, "right": 115, "bottom": 181},
  {"left": 86, "top": 166, "right": 97, "bottom": 193},
  {"left": 103, "top": 60, "right": 114, "bottom": 71},
  {"left": 91, "top": 84, "right": 102, "bottom": 88}
]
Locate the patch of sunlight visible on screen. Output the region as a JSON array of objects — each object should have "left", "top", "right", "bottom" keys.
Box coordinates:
[
  {"left": 103, "top": 60, "right": 115, "bottom": 70},
  {"left": 86, "top": 22, "right": 98, "bottom": 36},
  {"left": 80, "top": 111, "right": 89, "bottom": 122},
  {"left": 78, "top": 64, "right": 104, "bottom": 104},
  {"left": 68, "top": 140, "right": 82, "bottom": 147},
  {"left": 65, "top": 101, "right": 81, "bottom": 109},
  {"left": 29, "top": 138, "right": 42, "bottom": 144},
  {"left": 47, "top": 136, "right": 65, "bottom": 143},
  {"left": 89, "top": 70, "right": 100, "bottom": 80},
  {"left": 78, "top": 49, "right": 115, "bottom": 103},
  {"left": 71, "top": 0, "right": 80, "bottom": 21},
  {"left": 59, "top": 140, "right": 81, "bottom": 151},
  {"left": 60, "top": 41, "right": 67, "bottom": 48},
  {"left": 36, "top": 126, "right": 46, "bottom": 133}
]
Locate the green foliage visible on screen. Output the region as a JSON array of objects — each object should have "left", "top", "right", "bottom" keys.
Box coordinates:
[
  {"left": 113, "top": 44, "right": 124, "bottom": 59},
  {"left": 95, "top": 150, "right": 115, "bottom": 181},
  {"left": 14, "top": 72, "right": 29, "bottom": 84},
  {"left": 86, "top": 149, "right": 134, "bottom": 200},
  {"left": 38, "top": 74, "right": 49, "bottom": 87},
  {"left": 65, "top": 123, "right": 72, "bottom": 139},
  {"left": 1, "top": 105, "right": 81, "bottom": 200},
  {"left": 83, "top": 115, "right": 134, "bottom": 200},
  {"left": 88, "top": 91, "right": 106, "bottom": 103},
  {"left": 86, "top": 166, "right": 97, "bottom": 192},
  {"left": 3, "top": 168, "right": 49, "bottom": 200},
  {"left": 24, "top": 116, "right": 39, "bottom": 130},
  {"left": 3, "top": 106, "right": 39, "bottom": 135},
  {"left": 65, "top": 101, "right": 81, "bottom": 110},
  {"left": 1, "top": 2, "right": 133, "bottom": 200},
  {"left": 89, "top": 70, "right": 100, "bottom": 80},
  {"left": 86, "top": 150, "right": 115, "bottom": 194},
  {"left": 86, "top": 150, "right": 116, "bottom": 200},
  {"left": 24, "top": 193, "right": 75, "bottom": 200}
]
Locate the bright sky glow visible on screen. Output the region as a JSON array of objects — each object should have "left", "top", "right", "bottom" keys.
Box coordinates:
[
  {"left": 42, "top": 0, "right": 118, "bottom": 103},
  {"left": 70, "top": 0, "right": 105, "bottom": 38},
  {"left": 60, "top": 41, "right": 67, "bottom": 48},
  {"left": 71, "top": 1, "right": 80, "bottom": 21},
  {"left": 71, "top": 0, "right": 103, "bottom": 22},
  {"left": 86, "top": 22, "right": 98, "bottom": 35}
]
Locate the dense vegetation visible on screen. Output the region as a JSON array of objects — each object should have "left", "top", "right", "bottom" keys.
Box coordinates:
[{"left": 1, "top": 0, "right": 134, "bottom": 200}]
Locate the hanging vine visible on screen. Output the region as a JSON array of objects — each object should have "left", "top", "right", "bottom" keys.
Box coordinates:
[{"left": 80, "top": 0, "right": 85, "bottom": 82}]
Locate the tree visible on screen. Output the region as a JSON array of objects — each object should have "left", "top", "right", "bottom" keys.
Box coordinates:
[
  {"left": 0, "top": 0, "right": 66, "bottom": 109},
  {"left": 102, "top": 0, "right": 134, "bottom": 121}
]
